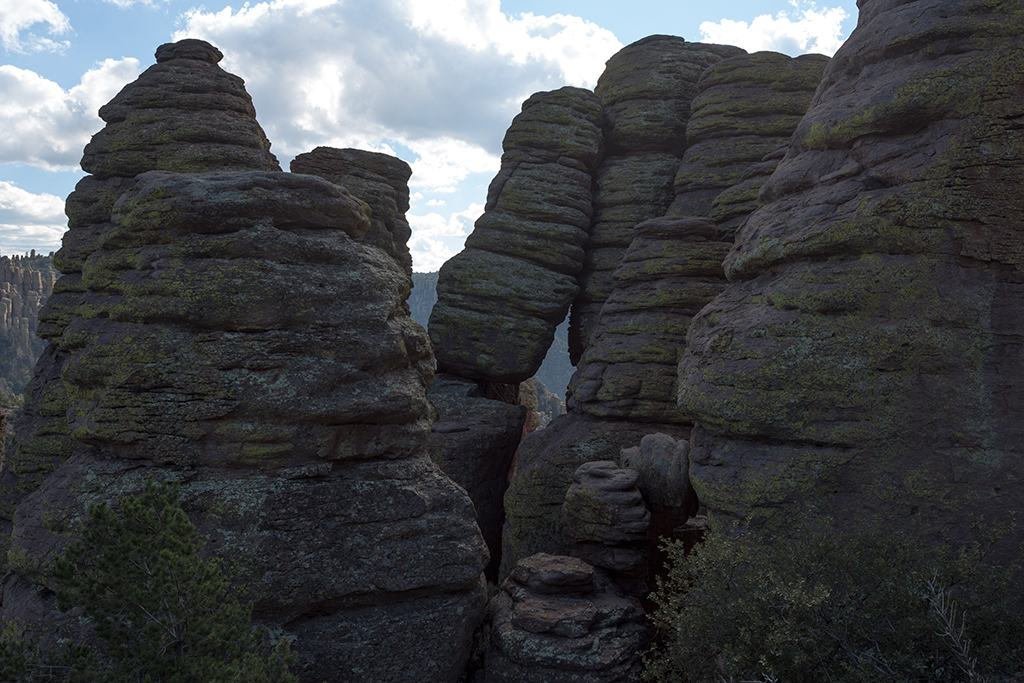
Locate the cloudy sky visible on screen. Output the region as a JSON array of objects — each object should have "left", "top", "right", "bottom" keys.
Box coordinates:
[{"left": 0, "top": 0, "right": 856, "bottom": 270}]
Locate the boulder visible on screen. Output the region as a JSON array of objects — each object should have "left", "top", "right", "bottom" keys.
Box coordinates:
[
  {"left": 562, "top": 461, "right": 650, "bottom": 579},
  {"left": 430, "top": 87, "right": 603, "bottom": 383},
  {"left": 677, "top": 0, "right": 1024, "bottom": 556},
  {"left": 484, "top": 553, "right": 647, "bottom": 683}
]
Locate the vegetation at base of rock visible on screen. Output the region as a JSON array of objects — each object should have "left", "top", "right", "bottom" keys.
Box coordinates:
[
  {"left": 0, "top": 478, "right": 296, "bottom": 682},
  {"left": 644, "top": 518, "right": 1024, "bottom": 683}
]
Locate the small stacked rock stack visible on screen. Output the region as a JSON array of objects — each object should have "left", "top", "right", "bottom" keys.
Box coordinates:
[
  {"left": 678, "top": 0, "right": 1024, "bottom": 553},
  {"left": 0, "top": 38, "right": 281, "bottom": 558},
  {"left": 0, "top": 40, "right": 489, "bottom": 683},
  {"left": 0, "top": 253, "right": 56, "bottom": 403}
]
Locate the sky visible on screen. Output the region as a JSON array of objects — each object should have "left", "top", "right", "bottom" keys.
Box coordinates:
[{"left": 0, "top": 0, "right": 857, "bottom": 271}]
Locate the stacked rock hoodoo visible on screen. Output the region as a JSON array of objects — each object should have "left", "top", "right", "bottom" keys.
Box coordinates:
[
  {"left": 430, "top": 87, "right": 603, "bottom": 384},
  {"left": 1, "top": 40, "right": 489, "bottom": 683},
  {"left": 291, "top": 146, "right": 414, "bottom": 278},
  {"left": 1, "top": 39, "right": 282, "bottom": 558},
  {"left": 669, "top": 51, "right": 829, "bottom": 237},
  {"left": 485, "top": 553, "right": 648, "bottom": 683},
  {"left": 678, "top": 0, "right": 1024, "bottom": 554},
  {"left": 568, "top": 36, "right": 745, "bottom": 362}
]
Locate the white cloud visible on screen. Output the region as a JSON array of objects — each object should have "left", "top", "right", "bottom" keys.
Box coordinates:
[
  {"left": 408, "top": 202, "right": 483, "bottom": 271},
  {"left": 700, "top": 1, "right": 849, "bottom": 56},
  {"left": 426, "top": 199, "right": 445, "bottom": 206},
  {"left": 173, "top": 0, "right": 619, "bottom": 180},
  {"left": 0, "top": 181, "right": 66, "bottom": 254},
  {"left": 0, "top": 58, "right": 141, "bottom": 170},
  {"left": 0, "top": 0, "right": 72, "bottom": 53}
]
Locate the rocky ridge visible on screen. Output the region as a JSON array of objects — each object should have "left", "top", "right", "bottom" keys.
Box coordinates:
[{"left": 0, "top": 253, "right": 56, "bottom": 406}]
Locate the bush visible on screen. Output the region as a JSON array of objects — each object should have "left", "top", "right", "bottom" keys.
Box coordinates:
[
  {"left": 1, "top": 478, "right": 296, "bottom": 683},
  {"left": 644, "top": 518, "right": 1024, "bottom": 683}
]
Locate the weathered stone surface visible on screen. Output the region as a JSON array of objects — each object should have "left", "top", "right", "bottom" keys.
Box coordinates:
[
  {"left": 82, "top": 40, "right": 280, "bottom": 179},
  {"left": 2, "top": 41, "right": 489, "bottom": 683},
  {"left": 619, "top": 432, "right": 698, "bottom": 523},
  {"left": 0, "top": 253, "right": 55, "bottom": 405},
  {"left": 431, "top": 87, "right": 603, "bottom": 383},
  {"left": 500, "top": 410, "right": 687, "bottom": 580},
  {"left": 562, "top": 462, "right": 650, "bottom": 578},
  {"left": 677, "top": 0, "right": 1024, "bottom": 553},
  {"left": 428, "top": 374, "right": 527, "bottom": 580},
  {"left": 2, "top": 40, "right": 282, "bottom": 563},
  {"left": 291, "top": 146, "right": 414, "bottom": 277},
  {"left": 669, "top": 51, "right": 828, "bottom": 239},
  {"left": 569, "top": 38, "right": 744, "bottom": 361},
  {"left": 567, "top": 217, "right": 730, "bottom": 422},
  {"left": 484, "top": 553, "right": 647, "bottom": 683}
]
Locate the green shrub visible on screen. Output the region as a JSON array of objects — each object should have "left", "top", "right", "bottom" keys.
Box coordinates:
[
  {"left": 1, "top": 478, "right": 296, "bottom": 683},
  {"left": 644, "top": 518, "right": 1024, "bottom": 683}
]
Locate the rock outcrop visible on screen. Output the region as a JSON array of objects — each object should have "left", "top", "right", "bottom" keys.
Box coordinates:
[
  {"left": 430, "top": 87, "right": 603, "bottom": 384},
  {"left": 562, "top": 461, "right": 650, "bottom": 583},
  {"left": 0, "top": 253, "right": 56, "bottom": 405},
  {"left": 484, "top": 553, "right": 647, "bottom": 683},
  {"left": 1, "top": 40, "right": 489, "bottom": 683},
  {"left": 569, "top": 37, "right": 745, "bottom": 361},
  {"left": 291, "top": 146, "right": 414, "bottom": 277},
  {"left": 1, "top": 39, "right": 282, "bottom": 558},
  {"left": 428, "top": 374, "right": 527, "bottom": 580},
  {"left": 678, "top": 0, "right": 1024, "bottom": 554}
]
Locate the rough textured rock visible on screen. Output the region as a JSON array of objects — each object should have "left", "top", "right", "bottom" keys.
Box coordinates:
[
  {"left": 677, "top": 0, "right": 1024, "bottom": 554},
  {"left": 566, "top": 217, "right": 730, "bottom": 422},
  {"left": 0, "top": 253, "right": 56, "bottom": 404},
  {"left": 569, "top": 37, "right": 745, "bottom": 362},
  {"left": 484, "top": 553, "right": 647, "bottom": 683},
  {"left": 1, "top": 40, "right": 282, "bottom": 561},
  {"left": 669, "top": 51, "right": 829, "bottom": 238},
  {"left": 562, "top": 462, "right": 649, "bottom": 579},
  {"left": 291, "top": 146, "right": 414, "bottom": 277},
  {"left": 2, "top": 41, "right": 488, "bottom": 683},
  {"left": 428, "top": 374, "right": 527, "bottom": 580},
  {"left": 500, "top": 411, "right": 686, "bottom": 580},
  {"left": 430, "top": 87, "right": 603, "bottom": 383},
  {"left": 619, "top": 433, "right": 698, "bottom": 525}
]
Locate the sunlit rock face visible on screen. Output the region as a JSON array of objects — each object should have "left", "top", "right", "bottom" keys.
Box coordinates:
[
  {"left": 0, "top": 40, "right": 489, "bottom": 683},
  {"left": 678, "top": 0, "right": 1024, "bottom": 553},
  {"left": 429, "top": 87, "right": 603, "bottom": 384},
  {"left": 1, "top": 38, "right": 282, "bottom": 557}
]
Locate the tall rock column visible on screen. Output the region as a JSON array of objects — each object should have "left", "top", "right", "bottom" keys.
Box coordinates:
[
  {"left": 429, "top": 87, "right": 603, "bottom": 384},
  {"left": 0, "top": 39, "right": 281, "bottom": 560},
  {"left": 678, "top": 0, "right": 1024, "bottom": 553},
  {"left": 568, "top": 36, "right": 744, "bottom": 362}
]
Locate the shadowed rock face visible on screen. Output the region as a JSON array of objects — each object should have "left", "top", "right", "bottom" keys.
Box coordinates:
[
  {"left": 569, "top": 36, "right": 745, "bottom": 362},
  {"left": 430, "top": 87, "right": 603, "bottom": 384},
  {"left": 1, "top": 40, "right": 489, "bottom": 683},
  {"left": 484, "top": 553, "right": 647, "bottom": 683},
  {"left": 678, "top": 0, "right": 1024, "bottom": 550},
  {"left": 1, "top": 39, "right": 282, "bottom": 558}
]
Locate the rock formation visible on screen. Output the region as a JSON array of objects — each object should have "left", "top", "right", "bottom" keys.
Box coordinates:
[
  {"left": 562, "top": 461, "right": 650, "bottom": 585},
  {"left": 568, "top": 37, "right": 745, "bottom": 361},
  {"left": 1, "top": 40, "right": 489, "bottom": 683},
  {"left": 291, "top": 146, "right": 414, "bottom": 277},
  {"left": 678, "top": 0, "right": 1024, "bottom": 555},
  {"left": 430, "top": 87, "right": 602, "bottom": 384},
  {"left": 428, "top": 374, "right": 527, "bottom": 580},
  {"left": 0, "top": 253, "right": 56, "bottom": 405},
  {"left": 484, "top": 553, "right": 647, "bottom": 683}
]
